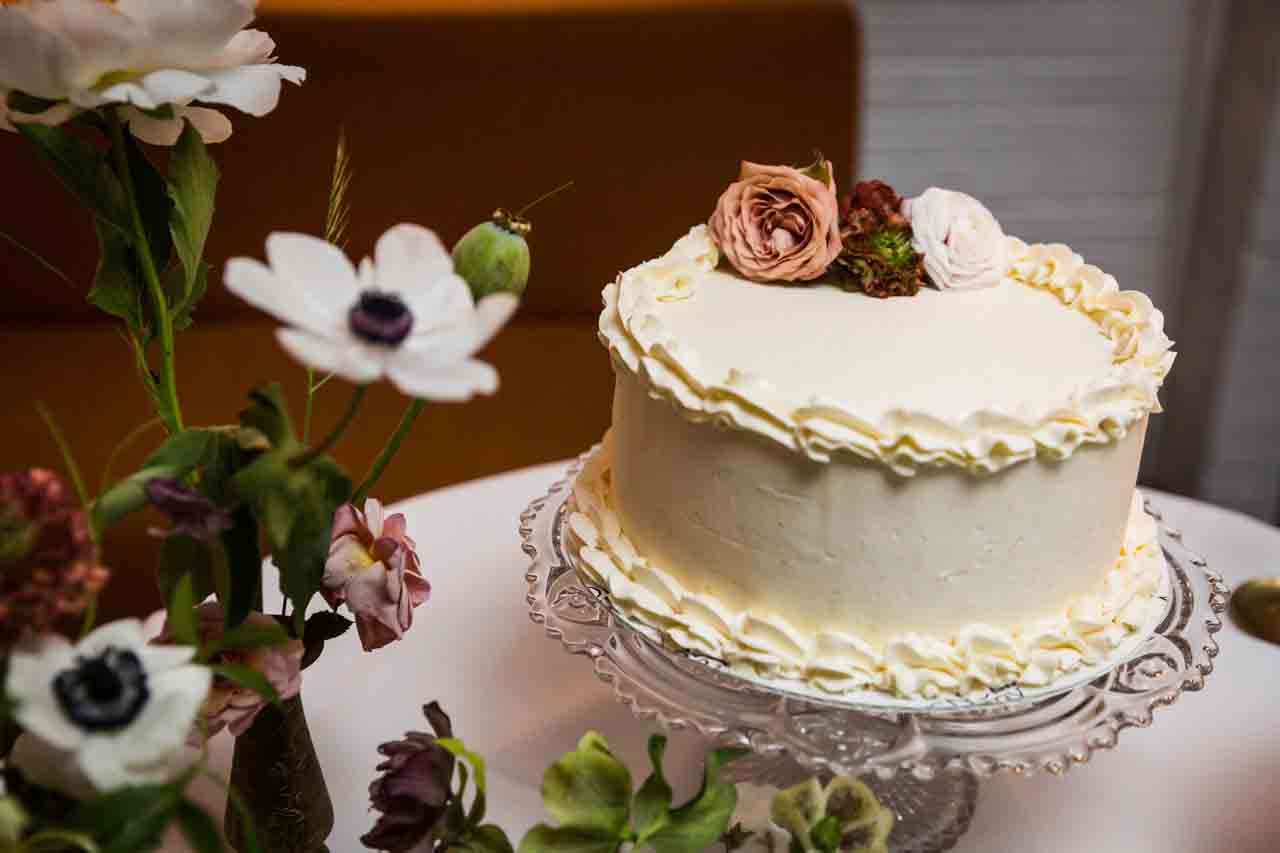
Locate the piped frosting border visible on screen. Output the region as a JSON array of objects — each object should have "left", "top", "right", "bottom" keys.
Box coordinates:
[
  {"left": 567, "top": 439, "right": 1165, "bottom": 700},
  {"left": 598, "top": 227, "right": 1175, "bottom": 475}
]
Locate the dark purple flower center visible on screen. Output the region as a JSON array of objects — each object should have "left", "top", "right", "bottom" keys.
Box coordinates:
[
  {"left": 53, "top": 646, "right": 150, "bottom": 732},
  {"left": 349, "top": 290, "right": 414, "bottom": 346}
]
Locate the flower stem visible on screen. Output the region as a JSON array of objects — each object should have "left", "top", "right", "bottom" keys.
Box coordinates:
[
  {"left": 106, "top": 109, "right": 183, "bottom": 435},
  {"left": 35, "top": 402, "right": 94, "bottom": 536},
  {"left": 292, "top": 384, "right": 367, "bottom": 467},
  {"left": 303, "top": 368, "right": 316, "bottom": 445},
  {"left": 353, "top": 398, "right": 425, "bottom": 503}
]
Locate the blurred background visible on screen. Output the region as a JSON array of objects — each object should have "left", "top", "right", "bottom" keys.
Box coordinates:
[{"left": 1, "top": 0, "right": 1276, "bottom": 620}]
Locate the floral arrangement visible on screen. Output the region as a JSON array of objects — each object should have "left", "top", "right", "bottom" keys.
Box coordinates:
[
  {"left": 706, "top": 157, "right": 1008, "bottom": 296},
  {"left": 357, "top": 701, "right": 895, "bottom": 853}
]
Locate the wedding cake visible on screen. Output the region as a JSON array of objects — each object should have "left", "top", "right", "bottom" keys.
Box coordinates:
[{"left": 567, "top": 160, "right": 1175, "bottom": 699}]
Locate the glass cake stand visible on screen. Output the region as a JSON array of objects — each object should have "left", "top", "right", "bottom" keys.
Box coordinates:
[{"left": 520, "top": 456, "right": 1228, "bottom": 852}]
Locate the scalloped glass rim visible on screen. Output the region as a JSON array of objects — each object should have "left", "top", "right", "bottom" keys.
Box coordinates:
[{"left": 522, "top": 453, "right": 1228, "bottom": 780}]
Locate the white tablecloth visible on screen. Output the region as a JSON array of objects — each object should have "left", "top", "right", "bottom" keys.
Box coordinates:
[{"left": 186, "top": 461, "right": 1280, "bottom": 852}]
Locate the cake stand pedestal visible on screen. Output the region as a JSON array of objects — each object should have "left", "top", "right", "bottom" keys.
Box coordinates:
[{"left": 520, "top": 461, "right": 1227, "bottom": 852}]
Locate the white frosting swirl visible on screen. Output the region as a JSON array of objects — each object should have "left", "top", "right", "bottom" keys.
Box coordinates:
[
  {"left": 598, "top": 226, "right": 1174, "bottom": 475},
  {"left": 568, "top": 443, "right": 1164, "bottom": 700},
  {"left": 904, "top": 187, "right": 1008, "bottom": 290}
]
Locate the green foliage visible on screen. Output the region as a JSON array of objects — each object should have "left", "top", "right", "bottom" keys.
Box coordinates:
[
  {"left": 200, "top": 619, "right": 290, "bottom": 662},
  {"left": 231, "top": 384, "right": 351, "bottom": 632},
  {"left": 121, "top": 131, "right": 173, "bottom": 275},
  {"left": 218, "top": 507, "right": 260, "bottom": 629},
  {"left": 166, "top": 123, "right": 218, "bottom": 330},
  {"left": 165, "top": 573, "right": 198, "bottom": 646},
  {"left": 17, "top": 124, "right": 128, "bottom": 235},
  {"left": 174, "top": 801, "right": 221, "bottom": 853},
  {"left": 92, "top": 428, "right": 216, "bottom": 530},
  {"left": 299, "top": 611, "right": 352, "bottom": 669},
  {"left": 89, "top": 219, "right": 146, "bottom": 338},
  {"left": 209, "top": 664, "right": 279, "bottom": 705},
  {"left": 868, "top": 228, "right": 915, "bottom": 269},
  {"left": 69, "top": 782, "right": 183, "bottom": 853},
  {"left": 519, "top": 733, "right": 743, "bottom": 853}
]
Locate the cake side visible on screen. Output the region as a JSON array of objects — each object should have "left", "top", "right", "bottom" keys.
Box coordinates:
[
  {"left": 568, "top": 435, "right": 1164, "bottom": 698},
  {"left": 598, "top": 226, "right": 1175, "bottom": 475}
]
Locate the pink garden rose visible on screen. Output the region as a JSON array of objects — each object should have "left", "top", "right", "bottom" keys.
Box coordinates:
[
  {"left": 323, "top": 499, "right": 430, "bottom": 652},
  {"left": 159, "top": 602, "right": 303, "bottom": 737},
  {"left": 707, "top": 159, "right": 842, "bottom": 282}
]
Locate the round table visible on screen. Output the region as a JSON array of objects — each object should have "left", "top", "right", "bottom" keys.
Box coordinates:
[{"left": 184, "top": 461, "right": 1280, "bottom": 852}]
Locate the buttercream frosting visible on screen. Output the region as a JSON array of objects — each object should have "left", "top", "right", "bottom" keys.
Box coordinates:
[
  {"left": 598, "top": 226, "right": 1174, "bottom": 475},
  {"left": 567, "top": 440, "right": 1165, "bottom": 700}
]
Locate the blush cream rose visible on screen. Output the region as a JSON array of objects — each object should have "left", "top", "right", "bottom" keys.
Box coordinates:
[
  {"left": 707, "top": 159, "right": 842, "bottom": 283},
  {"left": 903, "top": 187, "right": 1009, "bottom": 291}
]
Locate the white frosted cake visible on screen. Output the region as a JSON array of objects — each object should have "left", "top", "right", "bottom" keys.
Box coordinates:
[{"left": 567, "top": 163, "right": 1175, "bottom": 699}]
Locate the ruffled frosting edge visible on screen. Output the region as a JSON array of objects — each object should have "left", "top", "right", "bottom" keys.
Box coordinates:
[
  {"left": 566, "top": 441, "right": 1165, "bottom": 701},
  {"left": 598, "top": 226, "right": 1176, "bottom": 475}
]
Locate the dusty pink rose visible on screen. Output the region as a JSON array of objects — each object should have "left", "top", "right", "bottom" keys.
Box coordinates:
[
  {"left": 158, "top": 602, "right": 303, "bottom": 737},
  {"left": 707, "top": 159, "right": 842, "bottom": 282},
  {"left": 323, "top": 499, "right": 430, "bottom": 652}
]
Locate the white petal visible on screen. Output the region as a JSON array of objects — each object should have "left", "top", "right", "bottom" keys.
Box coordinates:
[
  {"left": 137, "top": 642, "right": 197, "bottom": 674},
  {"left": 473, "top": 293, "right": 519, "bottom": 350},
  {"left": 276, "top": 328, "right": 385, "bottom": 384},
  {"left": 4, "top": 101, "right": 79, "bottom": 130},
  {"left": 115, "top": 0, "right": 254, "bottom": 60},
  {"left": 8, "top": 638, "right": 82, "bottom": 750},
  {"left": 177, "top": 105, "right": 232, "bottom": 143},
  {"left": 9, "top": 735, "right": 95, "bottom": 800},
  {"left": 373, "top": 224, "right": 455, "bottom": 296},
  {"left": 264, "top": 232, "right": 361, "bottom": 315},
  {"left": 78, "top": 618, "right": 148, "bottom": 657},
  {"left": 0, "top": 7, "right": 70, "bottom": 99},
  {"left": 364, "top": 498, "right": 385, "bottom": 537},
  {"left": 195, "top": 64, "right": 305, "bottom": 117},
  {"left": 94, "top": 79, "right": 159, "bottom": 110},
  {"left": 133, "top": 68, "right": 212, "bottom": 104},
  {"left": 106, "top": 665, "right": 211, "bottom": 765},
  {"left": 223, "top": 256, "right": 336, "bottom": 337},
  {"left": 9, "top": 0, "right": 137, "bottom": 97},
  {"left": 215, "top": 29, "right": 277, "bottom": 67},
  {"left": 123, "top": 106, "right": 184, "bottom": 145},
  {"left": 387, "top": 356, "right": 499, "bottom": 402}
]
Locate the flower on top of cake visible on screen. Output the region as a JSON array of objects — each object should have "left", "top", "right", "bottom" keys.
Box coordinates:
[{"left": 706, "top": 157, "right": 1009, "bottom": 297}]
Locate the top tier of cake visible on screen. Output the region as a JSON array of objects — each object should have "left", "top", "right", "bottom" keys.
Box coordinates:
[{"left": 600, "top": 226, "right": 1175, "bottom": 475}]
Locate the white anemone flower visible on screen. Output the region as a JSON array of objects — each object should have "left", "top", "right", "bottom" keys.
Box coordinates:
[
  {"left": 0, "top": 0, "right": 304, "bottom": 145},
  {"left": 5, "top": 619, "right": 211, "bottom": 794},
  {"left": 224, "top": 224, "right": 519, "bottom": 401}
]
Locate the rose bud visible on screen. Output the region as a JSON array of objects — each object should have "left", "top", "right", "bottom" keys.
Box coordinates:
[{"left": 451, "top": 208, "right": 531, "bottom": 300}]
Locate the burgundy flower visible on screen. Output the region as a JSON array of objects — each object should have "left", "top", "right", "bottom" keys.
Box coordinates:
[
  {"left": 707, "top": 159, "right": 842, "bottom": 283},
  {"left": 0, "top": 469, "right": 109, "bottom": 647},
  {"left": 322, "top": 499, "right": 430, "bottom": 652},
  {"left": 158, "top": 602, "right": 303, "bottom": 737},
  {"left": 362, "top": 701, "right": 455, "bottom": 852},
  {"left": 143, "top": 477, "right": 232, "bottom": 541}
]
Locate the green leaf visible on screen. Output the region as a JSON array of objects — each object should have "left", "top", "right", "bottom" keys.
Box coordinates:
[
  {"left": 123, "top": 130, "right": 173, "bottom": 274},
  {"left": 517, "top": 825, "right": 621, "bottom": 853},
  {"left": 17, "top": 124, "right": 128, "bottom": 233},
  {"left": 632, "top": 735, "right": 673, "bottom": 842},
  {"left": 300, "top": 610, "right": 352, "bottom": 669},
  {"left": 93, "top": 428, "right": 216, "bottom": 530},
  {"left": 167, "top": 261, "right": 209, "bottom": 332},
  {"left": 219, "top": 507, "right": 260, "bottom": 629},
  {"left": 209, "top": 664, "right": 279, "bottom": 705},
  {"left": 70, "top": 783, "right": 182, "bottom": 853},
  {"left": 238, "top": 384, "right": 295, "bottom": 449},
  {"left": 88, "top": 218, "right": 146, "bottom": 336},
  {"left": 540, "top": 732, "right": 632, "bottom": 838},
  {"left": 468, "top": 824, "right": 516, "bottom": 853},
  {"left": 646, "top": 747, "right": 745, "bottom": 853},
  {"left": 202, "top": 619, "right": 289, "bottom": 661},
  {"left": 166, "top": 573, "right": 198, "bottom": 646},
  {"left": 157, "top": 535, "right": 218, "bottom": 613},
  {"left": 438, "top": 737, "right": 489, "bottom": 795},
  {"left": 175, "top": 801, "right": 222, "bottom": 853},
  {"left": 167, "top": 122, "right": 218, "bottom": 320}
]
